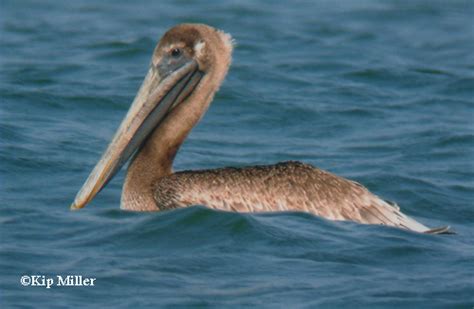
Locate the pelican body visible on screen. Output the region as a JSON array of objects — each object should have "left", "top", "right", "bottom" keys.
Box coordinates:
[{"left": 71, "top": 24, "right": 450, "bottom": 234}]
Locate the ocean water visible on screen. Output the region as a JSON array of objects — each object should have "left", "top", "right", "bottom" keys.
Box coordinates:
[{"left": 1, "top": 0, "right": 473, "bottom": 307}]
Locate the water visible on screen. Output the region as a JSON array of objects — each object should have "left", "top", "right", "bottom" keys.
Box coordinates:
[{"left": 1, "top": 0, "right": 473, "bottom": 307}]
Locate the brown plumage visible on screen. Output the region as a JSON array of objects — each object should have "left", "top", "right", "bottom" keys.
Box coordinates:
[
  {"left": 71, "top": 24, "right": 451, "bottom": 234},
  {"left": 152, "top": 161, "right": 431, "bottom": 232}
]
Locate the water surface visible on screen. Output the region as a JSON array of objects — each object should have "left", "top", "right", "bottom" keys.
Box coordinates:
[{"left": 1, "top": 0, "right": 473, "bottom": 307}]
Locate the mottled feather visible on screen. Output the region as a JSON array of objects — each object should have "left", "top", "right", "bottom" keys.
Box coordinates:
[{"left": 153, "top": 161, "right": 430, "bottom": 232}]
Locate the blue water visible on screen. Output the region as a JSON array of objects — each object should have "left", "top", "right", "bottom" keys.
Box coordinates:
[{"left": 1, "top": 0, "right": 474, "bottom": 307}]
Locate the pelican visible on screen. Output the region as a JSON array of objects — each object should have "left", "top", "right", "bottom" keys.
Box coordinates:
[{"left": 71, "top": 24, "right": 451, "bottom": 234}]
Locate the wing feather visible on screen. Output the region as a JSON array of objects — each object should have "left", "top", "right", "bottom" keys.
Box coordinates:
[{"left": 154, "top": 161, "right": 447, "bottom": 233}]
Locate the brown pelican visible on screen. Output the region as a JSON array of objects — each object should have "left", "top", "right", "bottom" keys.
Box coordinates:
[{"left": 71, "top": 24, "right": 451, "bottom": 234}]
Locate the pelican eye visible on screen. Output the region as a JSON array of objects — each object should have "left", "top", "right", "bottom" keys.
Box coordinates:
[{"left": 170, "top": 48, "right": 182, "bottom": 58}]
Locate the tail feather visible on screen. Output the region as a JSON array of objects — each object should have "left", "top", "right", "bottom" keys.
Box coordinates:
[
  {"left": 424, "top": 226, "right": 455, "bottom": 235},
  {"left": 361, "top": 198, "right": 454, "bottom": 235}
]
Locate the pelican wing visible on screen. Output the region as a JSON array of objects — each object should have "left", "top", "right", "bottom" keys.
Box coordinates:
[{"left": 153, "top": 161, "right": 448, "bottom": 233}]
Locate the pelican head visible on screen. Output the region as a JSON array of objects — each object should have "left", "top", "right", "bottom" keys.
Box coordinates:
[{"left": 71, "top": 24, "right": 233, "bottom": 210}]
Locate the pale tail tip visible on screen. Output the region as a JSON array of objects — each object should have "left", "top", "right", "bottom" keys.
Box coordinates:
[{"left": 424, "top": 226, "right": 455, "bottom": 235}]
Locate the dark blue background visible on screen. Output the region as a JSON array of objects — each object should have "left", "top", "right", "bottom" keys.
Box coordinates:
[{"left": 1, "top": 0, "right": 473, "bottom": 307}]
